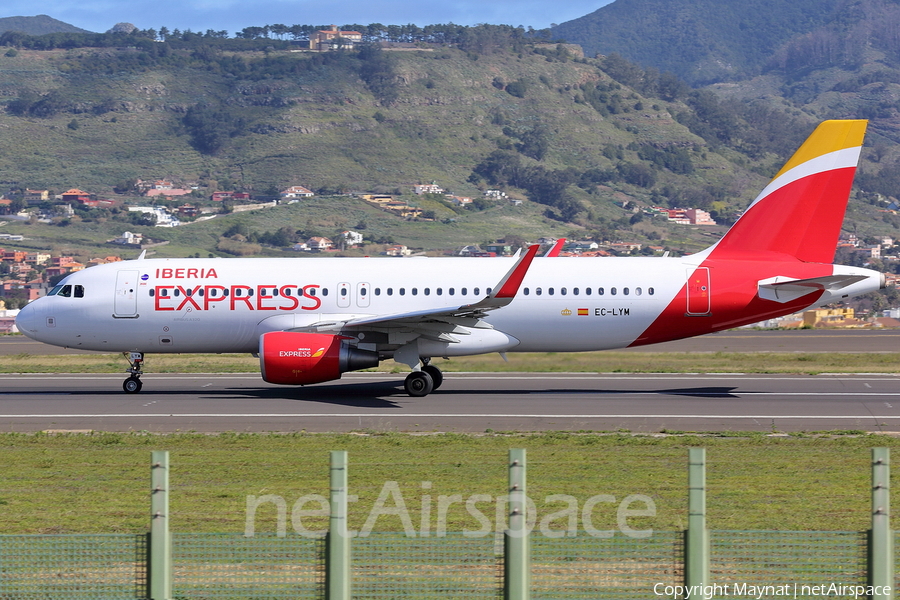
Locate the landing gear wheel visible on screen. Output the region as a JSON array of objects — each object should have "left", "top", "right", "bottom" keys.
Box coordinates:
[
  {"left": 122, "top": 351, "right": 145, "bottom": 394},
  {"left": 422, "top": 364, "right": 443, "bottom": 389},
  {"left": 404, "top": 371, "right": 434, "bottom": 397},
  {"left": 123, "top": 376, "right": 143, "bottom": 394}
]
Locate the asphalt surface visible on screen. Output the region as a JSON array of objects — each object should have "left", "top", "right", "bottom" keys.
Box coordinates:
[
  {"left": 1, "top": 329, "right": 899, "bottom": 433},
  {"left": 1, "top": 371, "right": 899, "bottom": 434},
  {"left": 3, "top": 328, "right": 900, "bottom": 354}
]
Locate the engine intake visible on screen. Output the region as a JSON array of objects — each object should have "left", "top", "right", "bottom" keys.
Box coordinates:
[{"left": 259, "top": 331, "right": 379, "bottom": 385}]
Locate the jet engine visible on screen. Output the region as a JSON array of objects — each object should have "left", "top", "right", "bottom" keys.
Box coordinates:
[{"left": 259, "top": 331, "right": 379, "bottom": 385}]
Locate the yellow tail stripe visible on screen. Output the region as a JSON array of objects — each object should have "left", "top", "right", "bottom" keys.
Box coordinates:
[{"left": 774, "top": 119, "right": 867, "bottom": 179}]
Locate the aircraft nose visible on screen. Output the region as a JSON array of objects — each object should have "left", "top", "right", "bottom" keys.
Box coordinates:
[{"left": 14, "top": 301, "right": 42, "bottom": 338}]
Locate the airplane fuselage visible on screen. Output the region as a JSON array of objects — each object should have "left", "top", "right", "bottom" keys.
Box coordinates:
[{"left": 15, "top": 254, "right": 882, "bottom": 357}]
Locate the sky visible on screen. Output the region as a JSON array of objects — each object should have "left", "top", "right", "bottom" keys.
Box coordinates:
[{"left": 3, "top": 0, "right": 615, "bottom": 35}]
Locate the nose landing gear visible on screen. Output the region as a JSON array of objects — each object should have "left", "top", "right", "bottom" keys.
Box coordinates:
[{"left": 122, "top": 351, "right": 144, "bottom": 394}]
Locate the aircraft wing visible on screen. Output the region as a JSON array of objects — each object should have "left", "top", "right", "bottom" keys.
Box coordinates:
[
  {"left": 293, "top": 245, "right": 540, "bottom": 340},
  {"left": 757, "top": 274, "right": 869, "bottom": 303}
]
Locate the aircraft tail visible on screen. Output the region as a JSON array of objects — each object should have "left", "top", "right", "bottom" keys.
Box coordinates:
[{"left": 705, "top": 119, "right": 867, "bottom": 263}]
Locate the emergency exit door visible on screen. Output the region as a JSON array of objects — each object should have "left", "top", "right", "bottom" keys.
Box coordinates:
[{"left": 686, "top": 267, "right": 711, "bottom": 316}]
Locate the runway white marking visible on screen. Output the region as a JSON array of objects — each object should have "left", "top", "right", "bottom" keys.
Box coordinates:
[{"left": 0, "top": 413, "right": 897, "bottom": 420}]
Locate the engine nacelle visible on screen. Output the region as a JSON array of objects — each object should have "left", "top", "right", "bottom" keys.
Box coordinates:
[{"left": 259, "top": 332, "right": 379, "bottom": 385}]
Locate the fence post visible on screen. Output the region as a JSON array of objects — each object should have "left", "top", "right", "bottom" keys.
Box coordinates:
[
  {"left": 149, "top": 450, "right": 171, "bottom": 600},
  {"left": 504, "top": 448, "right": 530, "bottom": 600},
  {"left": 685, "top": 447, "right": 709, "bottom": 594},
  {"left": 327, "top": 450, "right": 351, "bottom": 600},
  {"left": 869, "top": 447, "right": 893, "bottom": 600}
]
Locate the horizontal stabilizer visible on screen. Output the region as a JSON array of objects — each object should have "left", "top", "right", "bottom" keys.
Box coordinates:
[{"left": 757, "top": 274, "right": 869, "bottom": 303}]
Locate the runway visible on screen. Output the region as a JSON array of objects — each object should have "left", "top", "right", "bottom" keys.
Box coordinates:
[
  {"left": 1, "top": 371, "right": 899, "bottom": 434},
  {"left": 4, "top": 328, "right": 900, "bottom": 354}
]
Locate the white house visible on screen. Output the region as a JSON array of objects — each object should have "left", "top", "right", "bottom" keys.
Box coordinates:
[
  {"left": 280, "top": 186, "right": 314, "bottom": 199},
  {"left": 339, "top": 230, "right": 364, "bottom": 247}
]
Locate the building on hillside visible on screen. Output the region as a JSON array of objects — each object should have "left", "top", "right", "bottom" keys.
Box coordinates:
[
  {"left": 311, "top": 26, "right": 363, "bottom": 51},
  {"left": 685, "top": 208, "right": 717, "bottom": 226},
  {"left": 308, "top": 237, "right": 334, "bottom": 251},
  {"left": 61, "top": 189, "right": 93, "bottom": 204},
  {"left": 858, "top": 246, "right": 881, "bottom": 260},
  {"left": 128, "top": 206, "right": 180, "bottom": 227},
  {"left": 24, "top": 189, "right": 49, "bottom": 204},
  {"left": 211, "top": 191, "right": 252, "bottom": 202},
  {"left": 113, "top": 231, "right": 143, "bottom": 245},
  {"left": 414, "top": 183, "right": 444, "bottom": 195},
  {"left": 2, "top": 250, "right": 27, "bottom": 263},
  {"left": 280, "top": 186, "right": 314, "bottom": 199},
  {"left": 384, "top": 245, "right": 411, "bottom": 257},
  {"left": 24, "top": 252, "right": 51, "bottom": 265},
  {"left": 803, "top": 308, "right": 856, "bottom": 327},
  {"left": 448, "top": 196, "right": 473, "bottom": 207},
  {"left": 338, "top": 230, "right": 364, "bottom": 247},
  {"left": 484, "top": 243, "right": 514, "bottom": 256}
]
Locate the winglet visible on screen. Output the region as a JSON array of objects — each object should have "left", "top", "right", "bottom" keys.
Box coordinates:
[
  {"left": 492, "top": 244, "right": 541, "bottom": 299},
  {"left": 544, "top": 238, "right": 566, "bottom": 257}
]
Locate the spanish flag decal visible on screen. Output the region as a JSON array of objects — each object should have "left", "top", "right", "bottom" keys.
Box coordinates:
[{"left": 577, "top": 308, "right": 589, "bottom": 316}]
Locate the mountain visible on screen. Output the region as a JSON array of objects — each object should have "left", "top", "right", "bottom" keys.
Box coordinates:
[
  {"left": 0, "top": 25, "right": 898, "bottom": 263},
  {"left": 551, "top": 0, "right": 843, "bottom": 85},
  {"left": 0, "top": 15, "right": 91, "bottom": 35}
]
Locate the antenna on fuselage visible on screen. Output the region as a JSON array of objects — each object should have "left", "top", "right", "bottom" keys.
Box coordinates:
[{"left": 136, "top": 250, "right": 147, "bottom": 260}]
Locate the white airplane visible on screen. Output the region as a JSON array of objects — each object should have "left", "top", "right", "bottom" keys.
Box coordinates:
[{"left": 15, "top": 119, "right": 884, "bottom": 396}]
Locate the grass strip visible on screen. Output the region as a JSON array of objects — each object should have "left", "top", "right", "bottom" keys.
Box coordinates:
[
  {"left": 0, "top": 432, "right": 896, "bottom": 535},
  {"left": 1, "top": 351, "right": 900, "bottom": 374}
]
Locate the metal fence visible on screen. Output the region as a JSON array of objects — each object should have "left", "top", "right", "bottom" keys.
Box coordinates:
[
  {"left": 172, "top": 533, "right": 323, "bottom": 599},
  {"left": 0, "top": 533, "right": 146, "bottom": 599},
  {"left": 0, "top": 448, "right": 895, "bottom": 599},
  {"left": 531, "top": 531, "right": 683, "bottom": 599},
  {"left": 710, "top": 531, "right": 867, "bottom": 599},
  {"left": 0, "top": 530, "right": 885, "bottom": 599}
]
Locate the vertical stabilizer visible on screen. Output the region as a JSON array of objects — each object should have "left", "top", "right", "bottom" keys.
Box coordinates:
[{"left": 706, "top": 119, "right": 867, "bottom": 263}]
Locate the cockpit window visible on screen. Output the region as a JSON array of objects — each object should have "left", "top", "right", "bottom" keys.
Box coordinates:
[
  {"left": 57, "top": 285, "right": 72, "bottom": 298},
  {"left": 74, "top": 285, "right": 84, "bottom": 298},
  {"left": 48, "top": 285, "right": 63, "bottom": 296}
]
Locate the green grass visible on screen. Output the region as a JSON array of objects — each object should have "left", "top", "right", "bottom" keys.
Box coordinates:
[
  {"left": 0, "top": 432, "right": 895, "bottom": 535},
  {"left": 1, "top": 350, "right": 899, "bottom": 374}
]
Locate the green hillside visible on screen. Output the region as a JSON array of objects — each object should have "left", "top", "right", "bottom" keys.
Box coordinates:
[
  {"left": 551, "top": 0, "right": 842, "bottom": 85},
  {"left": 0, "top": 15, "right": 90, "bottom": 35},
  {"left": 0, "top": 26, "right": 898, "bottom": 266}
]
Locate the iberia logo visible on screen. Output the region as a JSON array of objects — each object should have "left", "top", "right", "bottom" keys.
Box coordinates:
[{"left": 312, "top": 347, "right": 326, "bottom": 358}]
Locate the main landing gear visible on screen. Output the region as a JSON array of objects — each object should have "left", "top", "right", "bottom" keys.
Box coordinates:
[
  {"left": 122, "top": 351, "right": 144, "bottom": 394},
  {"left": 403, "top": 360, "right": 443, "bottom": 397}
]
